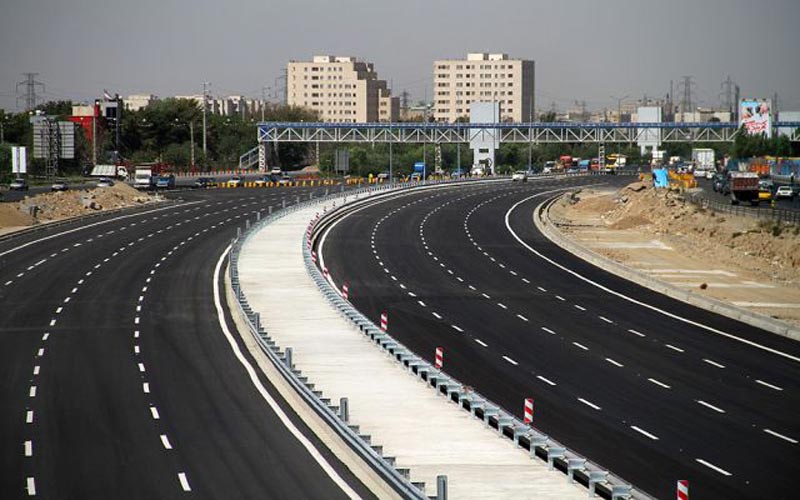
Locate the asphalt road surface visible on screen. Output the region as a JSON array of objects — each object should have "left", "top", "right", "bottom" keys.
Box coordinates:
[
  {"left": 0, "top": 185, "right": 374, "bottom": 499},
  {"left": 695, "top": 177, "right": 800, "bottom": 211},
  {"left": 320, "top": 176, "right": 800, "bottom": 500}
]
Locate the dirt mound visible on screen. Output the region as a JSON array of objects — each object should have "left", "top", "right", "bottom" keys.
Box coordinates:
[
  {"left": 1, "top": 183, "right": 157, "bottom": 234},
  {"left": 564, "top": 182, "right": 800, "bottom": 283}
]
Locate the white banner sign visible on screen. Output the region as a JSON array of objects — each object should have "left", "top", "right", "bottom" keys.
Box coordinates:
[{"left": 12, "top": 146, "right": 27, "bottom": 174}]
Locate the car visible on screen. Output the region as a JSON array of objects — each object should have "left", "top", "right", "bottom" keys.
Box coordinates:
[
  {"left": 705, "top": 170, "right": 715, "bottom": 180},
  {"left": 227, "top": 176, "right": 243, "bottom": 188},
  {"left": 775, "top": 185, "right": 795, "bottom": 200},
  {"left": 51, "top": 179, "right": 69, "bottom": 191},
  {"left": 511, "top": 170, "right": 528, "bottom": 182},
  {"left": 253, "top": 174, "right": 279, "bottom": 187},
  {"left": 376, "top": 171, "right": 390, "bottom": 180},
  {"left": 96, "top": 177, "right": 114, "bottom": 187},
  {"left": 450, "top": 169, "right": 466, "bottom": 178},
  {"left": 193, "top": 177, "right": 216, "bottom": 189},
  {"left": 9, "top": 177, "right": 29, "bottom": 191},
  {"left": 270, "top": 167, "right": 282, "bottom": 176},
  {"left": 278, "top": 174, "right": 292, "bottom": 185},
  {"left": 155, "top": 174, "right": 176, "bottom": 189},
  {"left": 410, "top": 172, "right": 423, "bottom": 182}
]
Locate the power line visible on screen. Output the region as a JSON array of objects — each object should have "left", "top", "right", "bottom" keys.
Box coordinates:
[
  {"left": 16, "top": 72, "right": 45, "bottom": 111},
  {"left": 677, "top": 75, "right": 695, "bottom": 115},
  {"left": 719, "top": 75, "right": 735, "bottom": 115}
]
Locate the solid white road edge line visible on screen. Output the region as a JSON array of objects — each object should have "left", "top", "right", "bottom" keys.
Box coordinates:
[
  {"left": 506, "top": 195, "right": 800, "bottom": 364},
  {"left": 213, "top": 244, "right": 359, "bottom": 499}
]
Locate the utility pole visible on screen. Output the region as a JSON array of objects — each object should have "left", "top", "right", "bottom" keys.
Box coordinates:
[
  {"left": 16, "top": 73, "right": 44, "bottom": 111},
  {"left": 677, "top": 76, "right": 695, "bottom": 118},
  {"left": 261, "top": 86, "right": 267, "bottom": 121},
  {"left": 202, "top": 81, "right": 209, "bottom": 156},
  {"left": 528, "top": 95, "right": 533, "bottom": 171},
  {"left": 734, "top": 85, "right": 740, "bottom": 122}
]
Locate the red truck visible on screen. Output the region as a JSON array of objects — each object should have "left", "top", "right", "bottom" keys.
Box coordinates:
[{"left": 724, "top": 171, "right": 760, "bottom": 206}]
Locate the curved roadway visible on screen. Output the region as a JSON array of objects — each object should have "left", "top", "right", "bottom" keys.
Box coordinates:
[
  {"left": 0, "top": 187, "right": 373, "bottom": 499},
  {"left": 320, "top": 176, "right": 800, "bottom": 500}
]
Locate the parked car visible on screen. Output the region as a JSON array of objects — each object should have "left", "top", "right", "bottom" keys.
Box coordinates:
[
  {"left": 155, "top": 174, "right": 176, "bottom": 190},
  {"left": 193, "top": 177, "right": 216, "bottom": 189},
  {"left": 9, "top": 177, "right": 29, "bottom": 191},
  {"left": 51, "top": 179, "right": 69, "bottom": 191},
  {"left": 96, "top": 177, "right": 115, "bottom": 187},
  {"left": 511, "top": 170, "right": 528, "bottom": 182},
  {"left": 227, "top": 176, "right": 243, "bottom": 188},
  {"left": 775, "top": 185, "right": 795, "bottom": 200}
]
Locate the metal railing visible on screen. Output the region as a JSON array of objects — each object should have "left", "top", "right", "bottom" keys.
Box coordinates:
[
  {"left": 306, "top": 180, "right": 654, "bottom": 500},
  {"left": 227, "top": 183, "right": 430, "bottom": 499},
  {"left": 687, "top": 191, "right": 800, "bottom": 224}
]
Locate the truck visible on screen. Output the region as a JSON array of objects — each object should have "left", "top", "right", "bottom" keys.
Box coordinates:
[
  {"left": 691, "top": 149, "right": 715, "bottom": 178},
  {"left": 90, "top": 164, "right": 129, "bottom": 180},
  {"left": 558, "top": 155, "right": 573, "bottom": 171},
  {"left": 723, "top": 171, "right": 760, "bottom": 206},
  {"left": 133, "top": 166, "right": 156, "bottom": 190}
]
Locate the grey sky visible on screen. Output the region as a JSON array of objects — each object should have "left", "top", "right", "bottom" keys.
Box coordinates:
[{"left": 1, "top": 0, "right": 799, "bottom": 114}]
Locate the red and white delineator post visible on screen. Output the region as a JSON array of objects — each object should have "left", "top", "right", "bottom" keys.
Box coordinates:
[
  {"left": 434, "top": 347, "right": 443, "bottom": 370},
  {"left": 380, "top": 311, "right": 388, "bottom": 332},
  {"left": 677, "top": 480, "right": 689, "bottom": 500},
  {"left": 311, "top": 250, "right": 317, "bottom": 263},
  {"left": 323, "top": 266, "right": 330, "bottom": 282},
  {"left": 523, "top": 398, "right": 534, "bottom": 424},
  {"left": 342, "top": 282, "right": 350, "bottom": 300}
]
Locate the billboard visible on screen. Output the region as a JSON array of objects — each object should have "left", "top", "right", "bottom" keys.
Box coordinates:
[{"left": 740, "top": 99, "right": 772, "bottom": 138}]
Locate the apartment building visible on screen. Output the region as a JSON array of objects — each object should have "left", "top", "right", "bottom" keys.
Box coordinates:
[
  {"left": 433, "top": 53, "right": 535, "bottom": 123},
  {"left": 124, "top": 94, "right": 160, "bottom": 112},
  {"left": 287, "top": 55, "right": 399, "bottom": 122}
]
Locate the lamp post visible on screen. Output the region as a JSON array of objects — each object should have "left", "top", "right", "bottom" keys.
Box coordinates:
[
  {"left": 174, "top": 118, "right": 196, "bottom": 168},
  {"left": 610, "top": 95, "right": 630, "bottom": 123}
]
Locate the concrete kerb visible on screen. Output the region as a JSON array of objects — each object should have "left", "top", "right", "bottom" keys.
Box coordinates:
[
  {"left": 228, "top": 184, "right": 427, "bottom": 499},
  {"left": 534, "top": 192, "right": 800, "bottom": 342},
  {"left": 307, "top": 179, "right": 654, "bottom": 500}
]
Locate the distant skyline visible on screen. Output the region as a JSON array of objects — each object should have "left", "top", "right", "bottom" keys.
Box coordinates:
[{"left": 1, "top": 0, "right": 799, "bottom": 115}]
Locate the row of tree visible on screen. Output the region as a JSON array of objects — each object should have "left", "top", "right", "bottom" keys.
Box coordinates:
[{"left": 1, "top": 98, "right": 798, "bottom": 180}]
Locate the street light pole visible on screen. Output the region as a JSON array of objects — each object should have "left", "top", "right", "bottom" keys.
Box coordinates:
[
  {"left": 190, "top": 121, "right": 195, "bottom": 167},
  {"left": 202, "top": 81, "right": 209, "bottom": 156},
  {"left": 611, "top": 94, "right": 630, "bottom": 123}
]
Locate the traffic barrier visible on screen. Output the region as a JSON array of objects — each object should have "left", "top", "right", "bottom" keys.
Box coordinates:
[
  {"left": 523, "top": 398, "right": 534, "bottom": 424},
  {"left": 677, "top": 480, "right": 688, "bottom": 500},
  {"left": 311, "top": 250, "right": 317, "bottom": 263},
  {"left": 434, "top": 347, "right": 443, "bottom": 369},
  {"left": 380, "top": 311, "right": 388, "bottom": 332},
  {"left": 342, "top": 282, "right": 350, "bottom": 300},
  {"left": 323, "top": 266, "right": 330, "bottom": 282}
]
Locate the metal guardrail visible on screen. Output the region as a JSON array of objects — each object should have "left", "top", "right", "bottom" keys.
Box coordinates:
[
  {"left": 306, "top": 179, "right": 654, "bottom": 500},
  {"left": 227, "top": 183, "right": 432, "bottom": 500},
  {"left": 687, "top": 191, "right": 800, "bottom": 224}
]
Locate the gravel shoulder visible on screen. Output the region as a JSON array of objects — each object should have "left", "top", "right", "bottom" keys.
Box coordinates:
[{"left": 549, "top": 182, "right": 800, "bottom": 327}]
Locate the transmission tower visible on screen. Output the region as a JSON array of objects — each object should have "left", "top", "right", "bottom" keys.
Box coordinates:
[
  {"left": 400, "top": 90, "right": 410, "bottom": 111},
  {"left": 719, "top": 75, "right": 735, "bottom": 116},
  {"left": 677, "top": 76, "right": 695, "bottom": 116},
  {"left": 16, "top": 73, "right": 45, "bottom": 111}
]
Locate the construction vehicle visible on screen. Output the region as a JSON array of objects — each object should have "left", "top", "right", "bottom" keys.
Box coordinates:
[{"left": 90, "top": 164, "right": 129, "bottom": 180}]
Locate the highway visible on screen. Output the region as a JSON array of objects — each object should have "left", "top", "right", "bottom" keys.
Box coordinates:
[
  {"left": 320, "top": 176, "right": 800, "bottom": 500},
  {"left": 0, "top": 186, "right": 373, "bottom": 499}
]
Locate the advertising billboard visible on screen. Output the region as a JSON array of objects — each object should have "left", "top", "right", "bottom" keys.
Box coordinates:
[{"left": 740, "top": 99, "right": 772, "bottom": 138}]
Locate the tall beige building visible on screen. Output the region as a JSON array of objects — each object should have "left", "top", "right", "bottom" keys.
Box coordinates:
[
  {"left": 433, "top": 53, "right": 535, "bottom": 123},
  {"left": 287, "top": 55, "right": 399, "bottom": 123}
]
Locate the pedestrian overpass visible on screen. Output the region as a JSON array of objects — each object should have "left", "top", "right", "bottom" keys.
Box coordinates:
[{"left": 240, "top": 121, "right": 800, "bottom": 169}]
